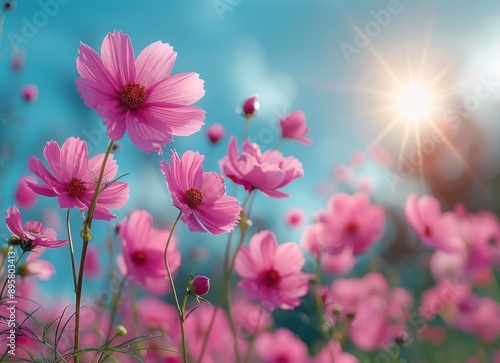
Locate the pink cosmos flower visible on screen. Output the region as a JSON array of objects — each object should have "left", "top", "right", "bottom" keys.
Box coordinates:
[
  {"left": 26, "top": 137, "right": 129, "bottom": 221},
  {"left": 255, "top": 328, "right": 308, "bottom": 363},
  {"left": 234, "top": 230, "right": 310, "bottom": 311},
  {"left": 419, "top": 278, "right": 471, "bottom": 320},
  {"left": 326, "top": 273, "right": 413, "bottom": 351},
  {"left": 75, "top": 30, "right": 205, "bottom": 154},
  {"left": 18, "top": 248, "right": 55, "bottom": 280},
  {"left": 232, "top": 297, "right": 273, "bottom": 336},
  {"left": 5, "top": 205, "right": 67, "bottom": 249},
  {"left": 206, "top": 123, "right": 225, "bottom": 144},
  {"left": 452, "top": 208, "right": 500, "bottom": 270},
  {"left": 219, "top": 136, "right": 304, "bottom": 198},
  {"left": 317, "top": 193, "right": 385, "bottom": 255},
  {"left": 21, "top": 84, "right": 38, "bottom": 103},
  {"left": 184, "top": 305, "right": 238, "bottom": 363},
  {"left": 83, "top": 246, "right": 101, "bottom": 278},
  {"left": 301, "top": 223, "right": 356, "bottom": 275},
  {"left": 279, "top": 110, "right": 312, "bottom": 145},
  {"left": 160, "top": 150, "right": 241, "bottom": 234},
  {"left": 312, "top": 341, "right": 358, "bottom": 363},
  {"left": 15, "top": 175, "right": 38, "bottom": 209},
  {"left": 452, "top": 295, "right": 500, "bottom": 341},
  {"left": 117, "top": 210, "right": 181, "bottom": 295},
  {"left": 405, "top": 194, "right": 464, "bottom": 253}
]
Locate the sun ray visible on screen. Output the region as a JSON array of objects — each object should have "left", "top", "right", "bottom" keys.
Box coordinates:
[
  {"left": 414, "top": 123, "right": 426, "bottom": 191},
  {"left": 417, "top": 10, "right": 436, "bottom": 82},
  {"left": 364, "top": 116, "right": 401, "bottom": 153},
  {"left": 366, "top": 44, "right": 404, "bottom": 88},
  {"left": 425, "top": 120, "right": 483, "bottom": 184},
  {"left": 397, "top": 121, "right": 413, "bottom": 165}
]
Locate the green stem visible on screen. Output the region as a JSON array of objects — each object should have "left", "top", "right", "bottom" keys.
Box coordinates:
[
  {"left": 197, "top": 190, "right": 254, "bottom": 363},
  {"left": 0, "top": 245, "right": 13, "bottom": 275},
  {"left": 74, "top": 139, "right": 114, "bottom": 363},
  {"left": 163, "top": 211, "right": 188, "bottom": 363},
  {"left": 0, "top": 250, "right": 26, "bottom": 299},
  {"left": 66, "top": 209, "right": 77, "bottom": 292},
  {"left": 226, "top": 288, "right": 241, "bottom": 363}
]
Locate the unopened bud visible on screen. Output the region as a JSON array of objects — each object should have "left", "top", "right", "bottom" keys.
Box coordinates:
[
  {"left": 242, "top": 95, "right": 260, "bottom": 118},
  {"left": 115, "top": 325, "right": 127, "bottom": 337},
  {"left": 188, "top": 275, "right": 210, "bottom": 297}
]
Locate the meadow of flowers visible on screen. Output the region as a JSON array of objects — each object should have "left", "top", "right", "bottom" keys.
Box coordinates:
[{"left": 1, "top": 4, "right": 500, "bottom": 363}]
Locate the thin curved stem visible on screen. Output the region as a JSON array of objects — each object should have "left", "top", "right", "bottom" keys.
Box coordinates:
[
  {"left": 74, "top": 139, "right": 114, "bottom": 363},
  {"left": 66, "top": 209, "right": 77, "bottom": 292},
  {"left": 0, "top": 250, "right": 26, "bottom": 299},
  {"left": 163, "top": 211, "right": 188, "bottom": 363},
  {"left": 197, "top": 190, "right": 255, "bottom": 363}
]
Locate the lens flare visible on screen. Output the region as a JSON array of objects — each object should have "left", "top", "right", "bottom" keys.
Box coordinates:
[{"left": 398, "top": 85, "right": 431, "bottom": 122}]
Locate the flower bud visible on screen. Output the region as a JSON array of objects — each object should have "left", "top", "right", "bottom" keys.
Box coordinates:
[
  {"left": 188, "top": 275, "right": 210, "bottom": 297},
  {"left": 242, "top": 95, "right": 259, "bottom": 118},
  {"left": 395, "top": 332, "right": 410, "bottom": 346},
  {"left": 206, "top": 123, "right": 225, "bottom": 144},
  {"left": 115, "top": 325, "right": 128, "bottom": 337},
  {"left": 21, "top": 84, "right": 38, "bottom": 103}
]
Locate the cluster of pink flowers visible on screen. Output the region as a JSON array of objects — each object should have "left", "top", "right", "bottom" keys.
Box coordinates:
[{"left": 2, "top": 27, "right": 500, "bottom": 363}]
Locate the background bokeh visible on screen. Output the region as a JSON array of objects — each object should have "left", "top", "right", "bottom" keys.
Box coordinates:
[{"left": 1, "top": 0, "right": 500, "bottom": 351}]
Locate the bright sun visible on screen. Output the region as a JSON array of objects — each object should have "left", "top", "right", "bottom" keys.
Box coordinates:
[{"left": 397, "top": 85, "right": 431, "bottom": 122}]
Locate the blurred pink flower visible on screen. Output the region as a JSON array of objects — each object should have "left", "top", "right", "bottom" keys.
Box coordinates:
[
  {"left": 311, "top": 341, "right": 358, "bottom": 363},
  {"left": 370, "top": 146, "right": 392, "bottom": 167},
  {"left": 76, "top": 30, "right": 205, "bottom": 154},
  {"left": 453, "top": 209, "right": 500, "bottom": 270},
  {"left": 160, "top": 150, "right": 241, "bottom": 234},
  {"left": 19, "top": 248, "right": 55, "bottom": 280},
  {"left": 452, "top": 295, "right": 500, "bottom": 341},
  {"left": 301, "top": 223, "right": 356, "bottom": 275},
  {"left": 83, "top": 245, "right": 101, "bottom": 278},
  {"left": 285, "top": 207, "right": 305, "bottom": 228},
  {"left": 279, "top": 110, "right": 312, "bottom": 145},
  {"left": 419, "top": 278, "right": 471, "bottom": 320},
  {"left": 15, "top": 175, "right": 38, "bottom": 209},
  {"left": 234, "top": 230, "right": 310, "bottom": 311},
  {"left": 255, "top": 328, "right": 308, "bottom": 363},
  {"left": 232, "top": 296, "right": 273, "bottom": 336},
  {"left": 21, "top": 84, "right": 38, "bottom": 103},
  {"left": 317, "top": 193, "right": 385, "bottom": 255},
  {"left": 117, "top": 210, "right": 181, "bottom": 295},
  {"left": 10, "top": 49, "right": 24, "bottom": 71},
  {"left": 206, "top": 123, "right": 225, "bottom": 144},
  {"left": 325, "top": 273, "right": 413, "bottom": 351},
  {"left": 219, "top": 136, "right": 304, "bottom": 198},
  {"left": 351, "top": 152, "right": 364, "bottom": 167},
  {"left": 185, "top": 305, "right": 238, "bottom": 363},
  {"left": 405, "top": 194, "right": 464, "bottom": 253},
  {"left": 5, "top": 205, "right": 67, "bottom": 249},
  {"left": 356, "top": 177, "right": 374, "bottom": 193},
  {"left": 333, "top": 165, "right": 353, "bottom": 182},
  {"left": 27, "top": 137, "right": 129, "bottom": 221},
  {"left": 242, "top": 94, "right": 259, "bottom": 117},
  {"left": 429, "top": 250, "right": 466, "bottom": 281}
]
